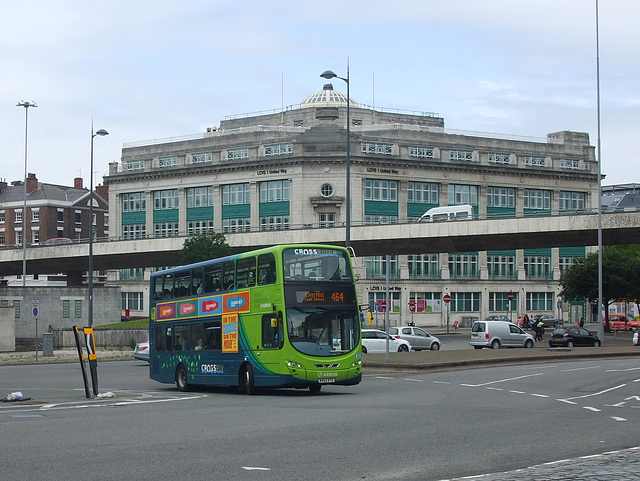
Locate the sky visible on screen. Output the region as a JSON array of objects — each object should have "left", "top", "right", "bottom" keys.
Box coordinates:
[{"left": 2, "top": 0, "right": 638, "bottom": 188}]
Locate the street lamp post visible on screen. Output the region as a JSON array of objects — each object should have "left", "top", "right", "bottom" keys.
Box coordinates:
[
  {"left": 89, "top": 126, "right": 109, "bottom": 327},
  {"left": 16, "top": 101, "right": 37, "bottom": 287},
  {"left": 320, "top": 66, "right": 351, "bottom": 248}
]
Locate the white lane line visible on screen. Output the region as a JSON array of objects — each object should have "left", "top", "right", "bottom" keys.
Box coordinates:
[
  {"left": 432, "top": 380, "right": 450, "bottom": 384},
  {"left": 564, "top": 383, "right": 626, "bottom": 401},
  {"left": 561, "top": 366, "right": 600, "bottom": 373},
  {"left": 583, "top": 406, "right": 601, "bottom": 412},
  {"left": 461, "top": 372, "right": 543, "bottom": 388},
  {"left": 531, "top": 393, "right": 549, "bottom": 398},
  {"left": 242, "top": 467, "right": 271, "bottom": 471},
  {"left": 405, "top": 378, "right": 423, "bottom": 382},
  {"left": 611, "top": 416, "right": 627, "bottom": 422},
  {"left": 557, "top": 399, "right": 577, "bottom": 405},
  {"left": 508, "top": 390, "right": 526, "bottom": 394}
]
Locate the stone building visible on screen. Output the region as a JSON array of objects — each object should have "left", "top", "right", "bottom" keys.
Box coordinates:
[{"left": 104, "top": 83, "right": 598, "bottom": 326}]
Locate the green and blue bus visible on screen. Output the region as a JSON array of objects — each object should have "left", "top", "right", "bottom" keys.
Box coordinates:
[{"left": 148, "top": 244, "right": 362, "bottom": 394}]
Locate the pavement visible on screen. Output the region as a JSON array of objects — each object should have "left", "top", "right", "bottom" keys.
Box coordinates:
[{"left": 1, "top": 328, "right": 638, "bottom": 368}]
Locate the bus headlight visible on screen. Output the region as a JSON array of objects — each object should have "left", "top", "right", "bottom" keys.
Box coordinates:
[{"left": 286, "top": 361, "right": 303, "bottom": 369}]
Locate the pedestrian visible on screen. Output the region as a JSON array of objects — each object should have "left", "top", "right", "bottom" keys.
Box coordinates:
[
  {"left": 523, "top": 314, "right": 530, "bottom": 330},
  {"left": 536, "top": 319, "right": 545, "bottom": 341},
  {"left": 517, "top": 315, "right": 522, "bottom": 327},
  {"left": 579, "top": 317, "right": 585, "bottom": 328}
]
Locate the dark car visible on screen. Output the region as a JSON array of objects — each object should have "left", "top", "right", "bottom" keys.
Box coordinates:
[
  {"left": 548, "top": 325, "right": 601, "bottom": 348},
  {"left": 532, "top": 314, "right": 563, "bottom": 328}
]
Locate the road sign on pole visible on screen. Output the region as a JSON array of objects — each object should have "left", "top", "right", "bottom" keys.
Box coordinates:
[
  {"left": 443, "top": 294, "right": 451, "bottom": 304},
  {"left": 408, "top": 300, "right": 416, "bottom": 312},
  {"left": 508, "top": 291, "right": 514, "bottom": 301}
]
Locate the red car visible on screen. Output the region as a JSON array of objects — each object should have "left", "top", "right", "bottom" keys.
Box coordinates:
[{"left": 608, "top": 314, "right": 640, "bottom": 331}]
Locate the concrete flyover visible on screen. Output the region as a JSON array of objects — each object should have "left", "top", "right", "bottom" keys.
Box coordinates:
[{"left": 0, "top": 211, "right": 639, "bottom": 276}]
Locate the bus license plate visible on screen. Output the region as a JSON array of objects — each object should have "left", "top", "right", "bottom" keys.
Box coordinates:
[{"left": 318, "top": 378, "right": 336, "bottom": 384}]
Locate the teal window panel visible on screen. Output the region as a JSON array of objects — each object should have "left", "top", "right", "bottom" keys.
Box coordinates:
[
  {"left": 407, "top": 202, "right": 438, "bottom": 218},
  {"left": 487, "top": 250, "right": 516, "bottom": 256},
  {"left": 222, "top": 204, "right": 251, "bottom": 219},
  {"left": 559, "top": 246, "right": 586, "bottom": 257},
  {"left": 259, "top": 201, "right": 290, "bottom": 217},
  {"left": 524, "top": 248, "right": 552, "bottom": 256},
  {"left": 187, "top": 206, "right": 214, "bottom": 221},
  {"left": 153, "top": 209, "right": 179, "bottom": 223},
  {"left": 122, "top": 211, "right": 146, "bottom": 224},
  {"left": 365, "top": 200, "right": 398, "bottom": 216}
]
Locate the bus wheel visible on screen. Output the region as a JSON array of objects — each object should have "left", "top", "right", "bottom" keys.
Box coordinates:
[
  {"left": 241, "top": 364, "right": 255, "bottom": 395},
  {"left": 309, "top": 384, "right": 321, "bottom": 394},
  {"left": 176, "top": 364, "right": 189, "bottom": 392}
]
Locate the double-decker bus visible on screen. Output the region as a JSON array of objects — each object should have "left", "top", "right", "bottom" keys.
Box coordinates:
[{"left": 148, "top": 244, "right": 362, "bottom": 394}]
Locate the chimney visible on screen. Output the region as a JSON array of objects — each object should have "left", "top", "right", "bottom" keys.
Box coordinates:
[
  {"left": 0, "top": 179, "right": 7, "bottom": 193},
  {"left": 96, "top": 184, "right": 109, "bottom": 202},
  {"left": 26, "top": 173, "right": 38, "bottom": 194},
  {"left": 74, "top": 177, "right": 84, "bottom": 189}
]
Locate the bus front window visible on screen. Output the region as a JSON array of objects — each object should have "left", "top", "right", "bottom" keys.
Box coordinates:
[{"left": 286, "top": 307, "right": 359, "bottom": 357}]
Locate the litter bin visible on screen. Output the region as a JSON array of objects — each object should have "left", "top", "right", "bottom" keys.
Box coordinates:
[{"left": 42, "top": 333, "right": 54, "bottom": 357}]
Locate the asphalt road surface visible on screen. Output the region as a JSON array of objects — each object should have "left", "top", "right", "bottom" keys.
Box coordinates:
[{"left": 2, "top": 356, "right": 640, "bottom": 480}]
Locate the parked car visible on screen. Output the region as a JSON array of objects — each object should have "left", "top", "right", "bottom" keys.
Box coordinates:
[
  {"left": 361, "top": 329, "right": 411, "bottom": 354},
  {"left": 389, "top": 326, "right": 440, "bottom": 351},
  {"left": 482, "top": 315, "right": 511, "bottom": 322},
  {"left": 531, "top": 314, "right": 563, "bottom": 328},
  {"left": 42, "top": 237, "right": 73, "bottom": 246},
  {"left": 608, "top": 313, "right": 640, "bottom": 331},
  {"left": 134, "top": 341, "right": 149, "bottom": 362},
  {"left": 548, "top": 326, "right": 601, "bottom": 348},
  {"left": 470, "top": 320, "right": 535, "bottom": 349},
  {"left": 634, "top": 331, "right": 640, "bottom": 346}
]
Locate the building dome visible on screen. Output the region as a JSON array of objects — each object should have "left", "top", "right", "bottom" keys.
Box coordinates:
[{"left": 299, "top": 83, "right": 359, "bottom": 109}]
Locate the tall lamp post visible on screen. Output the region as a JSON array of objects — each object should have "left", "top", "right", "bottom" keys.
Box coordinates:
[
  {"left": 89, "top": 126, "right": 109, "bottom": 327},
  {"left": 16, "top": 101, "right": 37, "bottom": 287},
  {"left": 320, "top": 66, "right": 351, "bottom": 248}
]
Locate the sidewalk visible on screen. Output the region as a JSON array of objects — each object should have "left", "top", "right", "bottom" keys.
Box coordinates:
[{"left": 0, "top": 348, "right": 135, "bottom": 366}]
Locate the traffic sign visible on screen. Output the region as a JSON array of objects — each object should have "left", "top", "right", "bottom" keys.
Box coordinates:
[
  {"left": 508, "top": 291, "right": 514, "bottom": 301},
  {"left": 408, "top": 300, "right": 416, "bottom": 312},
  {"left": 443, "top": 294, "right": 451, "bottom": 304},
  {"left": 31, "top": 300, "right": 40, "bottom": 319}
]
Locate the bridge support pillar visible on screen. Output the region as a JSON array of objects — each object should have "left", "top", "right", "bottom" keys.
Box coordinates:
[{"left": 67, "top": 271, "right": 84, "bottom": 286}]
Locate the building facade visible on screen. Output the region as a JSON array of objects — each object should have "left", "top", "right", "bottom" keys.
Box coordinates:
[
  {"left": 105, "top": 83, "right": 599, "bottom": 326},
  {"left": 0, "top": 174, "right": 109, "bottom": 286}
]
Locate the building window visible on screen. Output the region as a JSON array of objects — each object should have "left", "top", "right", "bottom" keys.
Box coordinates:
[
  {"left": 487, "top": 187, "right": 515, "bottom": 208},
  {"left": 32, "top": 208, "right": 39, "bottom": 222},
  {"left": 449, "top": 253, "right": 478, "bottom": 279},
  {"left": 153, "top": 156, "right": 178, "bottom": 168},
  {"left": 0, "top": 211, "right": 4, "bottom": 223},
  {"left": 191, "top": 152, "right": 212, "bottom": 164},
  {"left": 187, "top": 187, "right": 213, "bottom": 208},
  {"left": 259, "top": 180, "right": 290, "bottom": 203},
  {"left": 126, "top": 159, "right": 145, "bottom": 171},
  {"left": 488, "top": 152, "right": 510, "bottom": 164},
  {"left": 122, "top": 292, "right": 144, "bottom": 311},
  {"left": 57, "top": 209, "right": 64, "bottom": 222},
  {"left": 264, "top": 143, "right": 293, "bottom": 156},
  {"left": 407, "top": 182, "right": 438, "bottom": 204},
  {"left": 526, "top": 292, "right": 554, "bottom": 312},
  {"left": 408, "top": 254, "right": 439, "bottom": 279},
  {"left": 320, "top": 184, "right": 333, "bottom": 197},
  {"left": 57, "top": 228, "right": 64, "bottom": 237},
  {"left": 188, "top": 220, "right": 214, "bottom": 235},
  {"left": 524, "top": 255, "right": 551, "bottom": 279},
  {"left": 154, "top": 222, "right": 179, "bottom": 238},
  {"left": 153, "top": 190, "right": 179, "bottom": 210},
  {"left": 75, "top": 210, "right": 82, "bottom": 224},
  {"left": 260, "top": 216, "right": 290, "bottom": 231},
  {"left": 559, "top": 158, "right": 581, "bottom": 170},
  {"left": 524, "top": 155, "right": 546, "bottom": 167},
  {"left": 32, "top": 228, "right": 39, "bottom": 245},
  {"left": 408, "top": 146, "right": 435, "bottom": 159},
  {"left": 223, "top": 218, "right": 251, "bottom": 233},
  {"left": 449, "top": 150, "right": 473, "bottom": 162},
  {"left": 62, "top": 300, "right": 70, "bottom": 318},
  {"left": 365, "top": 256, "right": 399, "bottom": 278},
  {"left": 368, "top": 291, "right": 401, "bottom": 313},
  {"left": 223, "top": 184, "right": 250, "bottom": 205},
  {"left": 15, "top": 229, "right": 22, "bottom": 247},
  {"left": 122, "top": 192, "right": 146, "bottom": 212},
  {"left": 559, "top": 191, "right": 585, "bottom": 211},
  {"left": 74, "top": 300, "right": 82, "bottom": 319},
  {"left": 523, "top": 189, "right": 551, "bottom": 210},
  {"left": 123, "top": 224, "right": 146, "bottom": 240},
  {"left": 318, "top": 213, "right": 336, "bottom": 228},
  {"left": 364, "top": 179, "right": 397, "bottom": 202},
  {"left": 120, "top": 268, "right": 145, "bottom": 281},
  {"left": 15, "top": 211, "right": 23, "bottom": 223},
  {"left": 487, "top": 254, "right": 516, "bottom": 278},
  {"left": 14, "top": 300, "right": 21, "bottom": 319},
  {"left": 226, "top": 148, "right": 249, "bottom": 161},
  {"left": 488, "top": 292, "right": 516, "bottom": 312},
  {"left": 450, "top": 292, "right": 480, "bottom": 312},
  {"left": 362, "top": 142, "right": 393, "bottom": 155},
  {"left": 407, "top": 292, "right": 442, "bottom": 313},
  {"left": 0, "top": 230, "right": 5, "bottom": 246},
  {"left": 448, "top": 184, "right": 478, "bottom": 206},
  {"left": 559, "top": 256, "right": 578, "bottom": 275}
]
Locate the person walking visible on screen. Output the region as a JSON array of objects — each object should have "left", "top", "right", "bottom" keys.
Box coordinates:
[
  {"left": 536, "top": 319, "right": 545, "bottom": 341},
  {"left": 523, "top": 314, "right": 530, "bottom": 330}
]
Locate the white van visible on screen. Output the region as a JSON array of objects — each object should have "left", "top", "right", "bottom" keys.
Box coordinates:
[
  {"left": 418, "top": 205, "right": 473, "bottom": 222},
  {"left": 470, "top": 320, "right": 535, "bottom": 349}
]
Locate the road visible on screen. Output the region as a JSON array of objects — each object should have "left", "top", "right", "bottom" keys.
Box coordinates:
[{"left": 2, "top": 356, "right": 640, "bottom": 480}]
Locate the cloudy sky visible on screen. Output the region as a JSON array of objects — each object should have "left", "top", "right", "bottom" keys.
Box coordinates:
[{"left": 1, "top": 1, "right": 637, "bottom": 188}]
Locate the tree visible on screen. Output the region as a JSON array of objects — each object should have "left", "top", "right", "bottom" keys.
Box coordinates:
[
  {"left": 559, "top": 245, "right": 640, "bottom": 330},
  {"left": 180, "top": 232, "right": 231, "bottom": 265}
]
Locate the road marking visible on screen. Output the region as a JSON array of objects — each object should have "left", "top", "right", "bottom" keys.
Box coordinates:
[
  {"left": 242, "top": 467, "right": 271, "bottom": 471},
  {"left": 531, "top": 393, "right": 549, "bottom": 398},
  {"left": 375, "top": 376, "right": 394, "bottom": 380},
  {"left": 405, "top": 378, "right": 423, "bottom": 382},
  {"left": 432, "top": 380, "right": 450, "bottom": 384},
  {"left": 611, "top": 416, "right": 627, "bottom": 421},
  {"left": 583, "top": 406, "right": 601, "bottom": 412},
  {"left": 557, "top": 399, "right": 577, "bottom": 405},
  {"left": 461, "top": 372, "right": 543, "bottom": 388},
  {"left": 561, "top": 366, "right": 600, "bottom": 373},
  {"left": 563, "top": 384, "right": 626, "bottom": 401},
  {"left": 508, "top": 390, "right": 526, "bottom": 394}
]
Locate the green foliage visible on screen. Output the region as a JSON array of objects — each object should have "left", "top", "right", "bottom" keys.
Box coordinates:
[
  {"left": 180, "top": 232, "right": 231, "bottom": 265},
  {"left": 95, "top": 318, "right": 149, "bottom": 329},
  {"left": 129, "top": 337, "right": 136, "bottom": 350}
]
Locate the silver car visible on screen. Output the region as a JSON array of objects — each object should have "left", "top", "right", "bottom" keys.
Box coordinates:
[
  {"left": 134, "top": 341, "right": 149, "bottom": 362},
  {"left": 361, "top": 329, "right": 411, "bottom": 353},
  {"left": 389, "top": 326, "right": 440, "bottom": 351}
]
